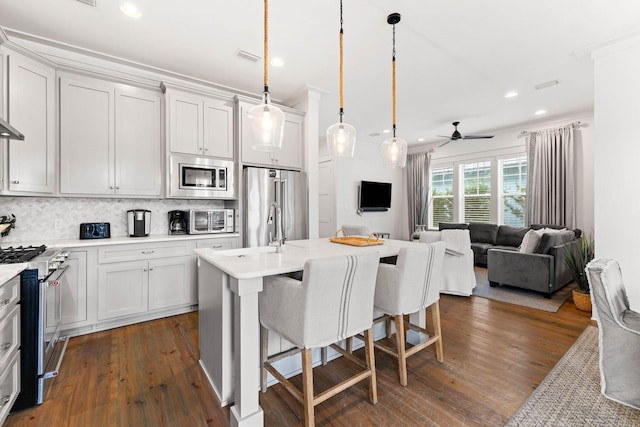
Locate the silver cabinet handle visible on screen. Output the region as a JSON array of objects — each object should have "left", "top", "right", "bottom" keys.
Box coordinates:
[
  {"left": 212, "top": 245, "right": 223, "bottom": 249},
  {"left": 149, "top": 267, "right": 154, "bottom": 271},
  {"left": 109, "top": 186, "right": 114, "bottom": 189},
  {"left": 143, "top": 268, "right": 148, "bottom": 272},
  {"left": 141, "top": 250, "right": 155, "bottom": 254},
  {"left": 204, "top": 148, "right": 208, "bottom": 152},
  {"left": 0, "top": 395, "right": 10, "bottom": 407},
  {"left": 0, "top": 343, "right": 11, "bottom": 351},
  {"left": 0, "top": 299, "right": 10, "bottom": 308},
  {"left": 12, "top": 180, "right": 19, "bottom": 184},
  {"left": 116, "top": 186, "right": 120, "bottom": 190}
]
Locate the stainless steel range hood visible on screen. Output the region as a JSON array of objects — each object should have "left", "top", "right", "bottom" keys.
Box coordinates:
[{"left": 0, "top": 117, "right": 24, "bottom": 140}]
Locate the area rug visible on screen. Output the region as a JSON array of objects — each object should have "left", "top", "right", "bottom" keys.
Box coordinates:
[
  {"left": 506, "top": 325, "right": 640, "bottom": 426},
  {"left": 472, "top": 267, "right": 575, "bottom": 312}
]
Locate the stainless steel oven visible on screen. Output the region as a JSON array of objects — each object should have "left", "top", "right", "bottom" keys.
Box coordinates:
[{"left": 169, "top": 154, "right": 235, "bottom": 199}]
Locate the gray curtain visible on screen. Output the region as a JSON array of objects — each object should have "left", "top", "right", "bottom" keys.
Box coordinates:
[
  {"left": 406, "top": 151, "right": 431, "bottom": 236},
  {"left": 526, "top": 124, "right": 576, "bottom": 228}
]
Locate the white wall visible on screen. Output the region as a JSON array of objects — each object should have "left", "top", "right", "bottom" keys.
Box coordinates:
[
  {"left": 327, "top": 141, "right": 408, "bottom": 240},
  {"left": 423, "top": 111, "right": 595, "bottom": 235},
  {"left": 593, "top": 36, "right": 640, "bottom": 309}
]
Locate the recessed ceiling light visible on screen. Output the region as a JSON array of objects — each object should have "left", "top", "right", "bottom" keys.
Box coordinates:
[
  {"left": 418, "top": 138, "right": 425, "bottom": 142},
  {"left": 269, "top": 57, "right": 284, "bottom": 67},
  {"left": 534, "top": 109, "right": 547, "bottom": 116},
  {"left": 505, "top": 91, "right": 519, "bottom": 98},
  {"left": 120, "top": 2, "right": 141, "bottom": 18},
  {"left": 382, "top": 129, "right": 391, "bottom": 134}
]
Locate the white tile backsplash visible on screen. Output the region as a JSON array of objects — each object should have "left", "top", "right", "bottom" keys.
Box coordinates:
[{"left": 0, "top": 196, "right": 230, "bottom": 243}]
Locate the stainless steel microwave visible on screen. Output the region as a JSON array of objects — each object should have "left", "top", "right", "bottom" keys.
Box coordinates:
[
  {"left": 169, "top": 155, "right": 235, "bottom": 199},
  {"left": 188, "top": 209, "right": 235, "bottom": 234}
]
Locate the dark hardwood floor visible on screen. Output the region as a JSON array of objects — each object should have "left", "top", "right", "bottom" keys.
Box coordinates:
[{"left": 6, "top": 292, "right": 593, "bottom": 427}]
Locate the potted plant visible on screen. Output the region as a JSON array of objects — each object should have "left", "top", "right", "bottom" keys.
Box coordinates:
[
  {"left": 0, "top": 214, "right": 16, "bottom": 240},
  {"left": 563, "top": 234, "right": 595, "bottom": 312}
]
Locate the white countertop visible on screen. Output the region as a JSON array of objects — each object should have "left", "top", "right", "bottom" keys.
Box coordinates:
[
  {"left": 0, "top": 263, "right": 28, "bottom": 285},
  {"left": 2, "top": 233, "right": 240, "bottom": 249},
  {"left": 195, "top": 238, "right": 415, "bottom": 279}
]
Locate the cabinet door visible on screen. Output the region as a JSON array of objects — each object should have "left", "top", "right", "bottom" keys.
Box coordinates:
[
  {"left": 148, "top": 256, "right": 194, "bottom": 310},
  {"left": 203, "top": 98, "right": 234, "bottom": 159},
  {"left": 60, "top": 250, "right": 88, "bottom": 327},
  {"left": 276, "top": 112, "right": 304, "bottom": 169},
  {"left": 115, "top": 87, "right": 162, "bottom": 196},
  {"left": 98, "top": 261, "right": 148, "bottom": 320},
  {"left": 239, "top": 101, "right": 273, "bottom": 166},
  {"left": 167, "top": 89, "right": 203, "bottom": 155},
  {"left": 60, "top": 77, "right": 115, "bottom": 195},
  {"left": 7, "top": 52, "right": 56, "bottom": 193}
]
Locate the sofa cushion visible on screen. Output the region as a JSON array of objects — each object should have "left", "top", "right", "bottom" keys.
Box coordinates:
[
  {"left": 519, "top": 228, "right": 544, "bottom": 253},
  {"left": 468, "top": 222, "right": 499, "bottom": 244},
  {"left": 439, "top": 222, "right": 469, "bottom": 231},
  {"left": 534, "top": 230, "right": 576, "bottom": 254},
  {"left": 496, "top": 225, "right": 529, "bottom": 247},
  {"left": 471, "top": 242, "right": 494, "bottom": 256},
  {"left": 492, "top": 245, "right": 519, "bottom": 252}
]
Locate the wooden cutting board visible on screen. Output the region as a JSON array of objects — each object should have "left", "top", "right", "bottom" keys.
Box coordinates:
[{"left": 329, "top": 236, "right": 384, "bottom": 247}]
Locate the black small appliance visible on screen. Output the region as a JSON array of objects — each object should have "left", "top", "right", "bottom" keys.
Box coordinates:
[
  {"left": 79, "top": 222, "right": 111, "bottom": 239},
  {"left": 127, "top": 209, "right": 151, "bottom": 237},
  {"left": 168, "top": 210, "right": 187, "bottom": 235}
]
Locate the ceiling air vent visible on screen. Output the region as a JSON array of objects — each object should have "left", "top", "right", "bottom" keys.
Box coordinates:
[
  {"left": 76, "top": 0, "right": 98, "bottom": 7},
  {"left": 235, "top": 49, "right": 261, "bottom": 63}
]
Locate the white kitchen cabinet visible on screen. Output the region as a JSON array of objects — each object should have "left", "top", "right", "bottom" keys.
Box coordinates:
[
  {"left": 98, "top": 260, "right": 148, "bottom": 320},
  {"left": 5, "top": 51, "right": 56, "bottom": 194},
  {"left": 165, "top": 87, "right": 234, "bottom": 159},
  {"left": 148, "top": 256, "right": 194, "bottom": 310},
  {"left": 239, "top": 100, "right": 304, "bottom": 169},
  {"left": 60, "top": 75, "right": 162, "bottom": 196},
  {"left": 0, "top": 273, "right": 21, "bottom": 426},
  {"left": 59, "top": 250, "right": 88, "bottom": 328}
]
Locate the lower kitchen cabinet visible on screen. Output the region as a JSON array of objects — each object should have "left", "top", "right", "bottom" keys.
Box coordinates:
[
  {"left": 60, "top": 250, "right": 88, "bottom": 327},
  {"left": 195, "top": 236, "right": 239, "bottom": 251},
  {"left": 98, "top": 256, "right": 193, "bottom": 321}
]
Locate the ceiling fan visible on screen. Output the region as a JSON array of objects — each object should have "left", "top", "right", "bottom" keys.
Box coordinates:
[{"left": 438, "top": 121, "right": 494, "bottom": 147}]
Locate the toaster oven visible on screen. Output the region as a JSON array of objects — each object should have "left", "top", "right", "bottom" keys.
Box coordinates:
[{"left": 188, "top": 209, "right": 235, "bottom": 234}]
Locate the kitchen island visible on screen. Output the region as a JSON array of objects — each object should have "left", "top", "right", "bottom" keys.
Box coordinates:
[{"left": 195, "top": 238, "right": 418, "bottom": 427}]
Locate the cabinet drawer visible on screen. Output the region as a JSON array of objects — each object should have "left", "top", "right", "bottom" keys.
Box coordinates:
[
  {"left": 0, "top": 352, "right": 20, "bottom": 426},
  {"left": 0, "top": 275, "right": 20, "bottom": 315},
  {"left": 195, "top": 237, "right": 238, "bottom": 251},
  {"left": 0, "top": 305, "right": 19, "bottom": 371},
  {"left": 98, "top": 241, "right": 193, "bottom": 263}
]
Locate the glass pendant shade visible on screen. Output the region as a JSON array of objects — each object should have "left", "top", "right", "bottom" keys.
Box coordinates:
[
  {"left": 381, "top": 136, "right": 408, "bottom": 168},
  {"left": 326, "top": 121, "right": 356, "bottom": 158},
  {"left": 248, "top": 99, "right": 285, "bottom": 151}
]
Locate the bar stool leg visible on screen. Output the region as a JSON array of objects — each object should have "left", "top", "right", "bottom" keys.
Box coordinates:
[
  {"left": 364, "top": 329, "right": 378, "bottom": 404},
  {"left": 394, "top": 315, "right": 408, "bottom": 386},
  {"left": 432, "top": 301, "right": 444, "bottom": 362},
  {"left": 301, "top": 348, "right": 315, "bottom": 427}
]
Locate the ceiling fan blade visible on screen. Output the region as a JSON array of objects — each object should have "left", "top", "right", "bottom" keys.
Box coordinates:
[
  {"left": 462, "top": 135, "right": 494, "bottom": 140},
  {"left": 439, "top": 139, "right": 453, "bottom": 148}
]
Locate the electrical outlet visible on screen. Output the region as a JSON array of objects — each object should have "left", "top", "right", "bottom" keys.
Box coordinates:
[{"left": 54, "top": 219, "right": 63, "bottom": 229}]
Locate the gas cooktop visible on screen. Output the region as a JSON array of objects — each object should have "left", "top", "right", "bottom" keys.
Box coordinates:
[{"left": 0, "top": 245, "right": 47, "bottom": 264}]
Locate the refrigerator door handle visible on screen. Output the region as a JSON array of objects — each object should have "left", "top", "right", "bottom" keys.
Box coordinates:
[{"left": 281, "top": 179, "right": 288, "bottom": 241}]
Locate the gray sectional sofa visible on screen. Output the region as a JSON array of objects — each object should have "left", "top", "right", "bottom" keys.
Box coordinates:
[{"left": 438, "top": 222, "right": 581, "bottom": 297}]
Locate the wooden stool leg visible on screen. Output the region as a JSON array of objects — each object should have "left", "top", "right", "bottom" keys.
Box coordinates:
[
  {"left": 321, "top": 346, "right": 328, "bottom": 365},
  {"left": 432, "top": 301, "right": 444, "bottom": 362},
  {"left": 301, "top": 348, "right": 315, "bottom": 427},
  {"left": 260, "top": 326, "right": 268, "bottom": 393},
  {"left": 394, "top": 315, "right": 408, "bottom": 386},
  {"left": 364, "top": 329, "right": 378, "bottom": 404},
  {"left": 385, "top": 316, "right": 392, "bottom": 338}
]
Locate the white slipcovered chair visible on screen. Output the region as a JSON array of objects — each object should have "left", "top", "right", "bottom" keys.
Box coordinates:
[
  {"left": 373, "top": 242, "right": 446, "bottom": 386},
  {"left": 585, "top": 258, "right": 640, "bottom": 409},
  {"left": 341, "top": 224, "right": 372, "bottom": 237},
  {"left": 419, "top": 229, "right": 476, "bottom": 296},
  {"left": 259, "top": 252, "right": 380, "bottom": 427}
]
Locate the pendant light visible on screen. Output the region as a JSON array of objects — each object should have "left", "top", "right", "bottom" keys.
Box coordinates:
[
  {"left": 381, "top": 13, "right": 407, "bottom": 169},
  {"left": 249, "top": 0, "right": 285, "bottom": 151},
  {"left": 326, "top": 0, "right": 356, "bottom": 158}
]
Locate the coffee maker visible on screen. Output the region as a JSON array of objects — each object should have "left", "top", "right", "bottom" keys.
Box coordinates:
[
  {"left": 168, "top": 210, "right": 187, "bottom": 235},
  {"left": 127, "top": 209, "right": 151, "bottom": 237}
]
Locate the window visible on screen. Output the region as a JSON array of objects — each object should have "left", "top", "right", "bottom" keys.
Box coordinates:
[
  {"left": 430, "top": 166, "right": 453, "bottom": 228},
  {"left": 463, "top": 161, "right": 491, "bottom": 223},
  {"left": 501, "top": 156, "right": 527, "bottom": 226}
]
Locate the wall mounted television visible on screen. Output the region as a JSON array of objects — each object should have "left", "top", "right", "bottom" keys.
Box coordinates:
[{"left": 359, "top": 181, "right": 392, "bottom": 212}]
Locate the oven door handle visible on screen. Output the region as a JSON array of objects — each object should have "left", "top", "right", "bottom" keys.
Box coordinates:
[
  {"left": 43, "top": 336, "right": 69, "bottom": 380},
  {"left": 45, "top": 264, "right": 69, "bottom": 285}
]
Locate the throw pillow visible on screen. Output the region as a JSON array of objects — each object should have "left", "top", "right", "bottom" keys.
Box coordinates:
[
  {"left": 534, "top": 230, "right": 575, "bottom": 254},
  {"left": 519, "top": 229, "right": 544, "bottom": 253}
]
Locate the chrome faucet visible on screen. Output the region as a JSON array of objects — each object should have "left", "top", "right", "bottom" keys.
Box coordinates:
[{"left": 267, "top": 202, "right": 284, "bottom": 253}]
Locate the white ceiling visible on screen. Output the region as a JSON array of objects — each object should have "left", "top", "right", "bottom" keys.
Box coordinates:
[{"left": 1, "top": 0, "right": 640, "bottom": 147}]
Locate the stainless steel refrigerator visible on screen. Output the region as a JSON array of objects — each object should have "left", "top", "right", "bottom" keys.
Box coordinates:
[{"left": 244, "top": 167, "right": 308, "bottom": 247}]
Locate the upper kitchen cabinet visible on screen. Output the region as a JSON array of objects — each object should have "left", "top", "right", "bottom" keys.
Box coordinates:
[
  {"left": 164, "top": 86, "right": 234, "bottom": 159},
  {"left": 4, "top": 51, "right": 56, "bottom": 194},
  {"left": 238, "top": 100, "right": 304, "bottom": 170},
  {"left": 59, "top": 75, "right": 162, "bottom": 197}
]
